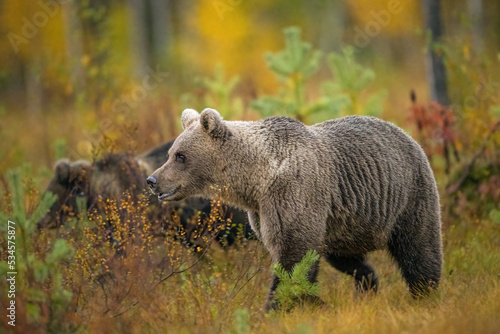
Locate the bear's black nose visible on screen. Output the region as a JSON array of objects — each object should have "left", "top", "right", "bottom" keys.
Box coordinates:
[{"left": 146, "top": 176, "right": 157, "bottom": 188}]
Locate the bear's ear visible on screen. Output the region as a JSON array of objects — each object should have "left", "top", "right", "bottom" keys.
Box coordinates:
[
  {"left": 181, "top": 108, "right": 200, "bottom": 130},
  {"left": 200, "top": 108, "right": 231, "bottom": 140},
  {"left": 69, "top": 160, "right": 91, "bottom": 183},
  {"left": 54, "top": 159, "right": 71, "bottom": 183}
]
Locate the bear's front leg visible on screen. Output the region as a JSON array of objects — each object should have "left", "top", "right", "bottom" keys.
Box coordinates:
[
  {"left": 264, "top": 257, "right": 321, "bottom": 312},
  {"left": 247, "top": 211, "right": 262, "bottom": 241},
  {"left": 259, "top": 205, "right": 325, "bottom": 311}
]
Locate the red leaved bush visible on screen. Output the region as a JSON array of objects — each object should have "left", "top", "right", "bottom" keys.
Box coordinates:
[{"left": 408, "top": 90, "right": 460, "bottom": 174}]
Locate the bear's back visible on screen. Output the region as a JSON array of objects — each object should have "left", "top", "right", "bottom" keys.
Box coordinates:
[{"left": 312, "top": 116, "right": 427, "bottom": 170}]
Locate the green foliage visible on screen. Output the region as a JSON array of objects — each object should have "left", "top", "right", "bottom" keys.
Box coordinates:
[
  {"left": 54, "top": 138, "right": 67, "bottom": 160},
  {"left": 0, "top": 169, "right": 57, "bottom": 234},
  {"left": 295, "top": 324, "right": 314, "bottom": 334},
  {"left": 265, "top": 27, "right": 321, "bottom": 80},
  {"left": 251, "top": 27, "right": 386, "bottom": 124},
  {"left": 251, "top": 27, "right": 322, "bottom": 122},
  {"left": 0, "top": 169, "right": 74, "bottom": 331},
  {"left": 199, "top": 64, "right": 243, "bottom": 119},
  {"left": 227, "top": 309, "right": 250, "bottom": 334},
  {"left": 273, "top": 250, "right": 320, "bottom": 310},
  {"left": 182, "top": 64, "right": 244, "bottom": 120},
  {"left": 444, "top": 43, "right": 500, "bottom": 151},
  {"left": 490, "top": 209, "right": 500, "bottom": 224},
  {"left": 491, "top": 105, "right": 500, "bottom": 118},
  {"left": 323, "top": 47, "right": 387, "bottom": 117}
]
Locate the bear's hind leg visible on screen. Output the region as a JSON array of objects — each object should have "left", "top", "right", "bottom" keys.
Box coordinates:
[
  {"left": 325, "top": 254, "right": 378, "bottom": 293},
  {"left": 388, "top": 222, "right": 442, "bottom": 297}
]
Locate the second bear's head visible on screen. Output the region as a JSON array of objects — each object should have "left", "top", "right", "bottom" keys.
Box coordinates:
[{"left": 38, "top": 153, "right": 146, "bottom": 228}]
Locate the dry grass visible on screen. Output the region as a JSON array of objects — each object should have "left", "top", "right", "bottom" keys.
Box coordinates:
[
  {"left": 78, "top": 212, "right": 499, "bottom": 334},
  {"left": 3, "top": 198, "right": 498, "bottom": 334}
]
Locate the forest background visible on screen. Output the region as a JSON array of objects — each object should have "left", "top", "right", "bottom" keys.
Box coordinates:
[{"left": 1, "top": 1, "right": 499, "bottom": 333}]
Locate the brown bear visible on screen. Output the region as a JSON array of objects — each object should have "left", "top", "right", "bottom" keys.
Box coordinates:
[
  {"left": 37, "top": 141, "right": 251, "bottom": 248},
  {"left": 36, "top": 153, "right": 144, "bottom": 229},
  {"left": 147, "top": 108, "right": 443, "bottom": 310}
]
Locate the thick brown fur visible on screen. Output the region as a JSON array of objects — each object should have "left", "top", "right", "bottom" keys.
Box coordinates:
[
  {"left": 38, "top": 141, "right": 251, "bottom": 248},
  {"left": 148, "top": 108, "right": 443, "bottom": 310},
  {"left": 37, "top": 153, "right": 146, "bottom": 228}
]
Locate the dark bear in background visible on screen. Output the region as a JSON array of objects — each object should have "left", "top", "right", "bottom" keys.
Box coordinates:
[
  {"left": 148, "top": 108, "right": 443, "bottom": 310},
  {"left": 36, "top": 154, "right": 144, "bottom": 228},
  {"left": 37, "top": 140, "right": 251, "bottom": 248}
]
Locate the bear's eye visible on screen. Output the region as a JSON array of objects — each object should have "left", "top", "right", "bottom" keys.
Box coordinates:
[
  {"left": 175, "top": 153, "right": 186, "bottom": 163},
  {"left": 72, "top": 188, "right": 85, "bottom": 197}
]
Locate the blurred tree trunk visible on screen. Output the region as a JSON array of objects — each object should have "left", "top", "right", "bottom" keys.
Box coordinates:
[
  {"left": 25, "top": 58, "right": 42, "bottom": 114},
  {"left": 127, "top": 0, "right": 149, "bottom": 78},
  {"left": 150, "top": 0, "right": 172, "bottom": 63},
  {"left": 316, "top": 1, "right": 346, "bottom": 53},
  {"left": 422, "top": 0, "right": 450, "bottom": 105},
  {"left": 62, "top": 1, "right": 86, "bottom": 96},
  {"left": 467, "top": 0, "right": 483, "bottom": 53}
]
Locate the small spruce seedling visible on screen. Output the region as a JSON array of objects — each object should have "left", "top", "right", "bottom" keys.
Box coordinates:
[{"left": 273, "top": 249, "right": 321, "bottom": 310}]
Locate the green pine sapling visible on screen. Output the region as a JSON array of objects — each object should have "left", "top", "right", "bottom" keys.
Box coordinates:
[
  {"left": 0, "top": 169, "right": 74, "bottom": 332},
  {"left": 252, "top": 27, "right": 387, "bottom": 124},
  {"left": 273, "top": 250, "right": 321, "bottom": 311}
]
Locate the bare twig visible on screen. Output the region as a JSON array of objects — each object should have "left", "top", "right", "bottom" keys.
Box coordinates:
[
  {"left": 110, "top": 234, "right": 216, "bottom": 318},
  {"left": 447, "top": 120, "right": 500, "bottom": 194}
]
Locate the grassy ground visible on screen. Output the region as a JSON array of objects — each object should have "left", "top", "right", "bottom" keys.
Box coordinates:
[
  {"left": 0, "top": 177, "right": 499, "bottom": 333},
  {"left": 45, "top": 213, "right": 498, "bottom": 334}
]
